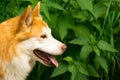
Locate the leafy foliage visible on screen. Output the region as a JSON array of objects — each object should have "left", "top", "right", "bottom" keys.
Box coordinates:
[{"left": 0, "top": 0, "right": 120, "bottom": 80}]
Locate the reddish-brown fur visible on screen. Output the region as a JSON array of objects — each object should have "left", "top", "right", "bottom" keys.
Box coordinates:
[
  {"left": 0, "top": 2, "right": 47, "bottom": 78},
  {"left": 0, "top": 65, "right": 4, "bottom": 78}
]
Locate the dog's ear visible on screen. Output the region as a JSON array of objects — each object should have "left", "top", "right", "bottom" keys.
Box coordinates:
[
  {"left": 20, "top": 5, "right": 33, "bottom": 28},
  {"left": 33, "top": 2, "right": 40, "bottom": 17}
]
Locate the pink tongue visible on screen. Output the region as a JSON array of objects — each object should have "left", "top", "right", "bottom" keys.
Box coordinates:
[{"left": 49, "top": 57, "right": 58, "bottom": 68}]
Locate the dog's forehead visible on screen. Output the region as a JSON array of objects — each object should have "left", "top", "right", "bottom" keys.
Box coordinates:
[
  {"left": 33, "top": 17, "right": 47, "bottom": 26},
  {"left": 43, "top": 26, "right": 51, "bottom": 33},
  {"left": 30, "top": 17, "right": 51, "bottom": 36},
  {"left": 32, "top": 17, "right": 48, "bottom": 30},
  {"left": 43, "top": 27, "right": 51, "bottom": 33}
]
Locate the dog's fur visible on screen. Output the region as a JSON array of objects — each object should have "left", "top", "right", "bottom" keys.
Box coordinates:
[{"left": 0, "top": 2, "right": 66, "bottom": 80}]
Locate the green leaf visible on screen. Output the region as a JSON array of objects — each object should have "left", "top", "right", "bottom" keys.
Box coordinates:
[
  {"left": 76, "top": 0, "right": 93, "bottom": 12},
  {"left": 68, "top": 64, "right": 77, "bottom": 80},
  {"left": 69, "top": 36, "right": 89, "bottom": 45},
  {"left": 41, "top": 3, "right": 50, "bottom": 19},
  {"left": 51, "top": 62, "right": 68, "bottom": 78},
  {"left": 72, "top": 25, "right": 90, "bottom": 38},
  {"left": 31, "top": 0, "right": 39, "bottom": 7},
  {"left": 68, "top": 64, "right": 88, "bottom": 80},
  {"left": 58, "top": 15, "right": 73, "bottom": 40},
  {"left": 91, "top": 21, "right": 101, "bottom": 33},
  {"left": 63, "top": 0, "right": 69, "bottom": 3},
  {"left": 93, "top": 46, "right": 100, "bottom": 56},
  {"left": 70, "top": 0, "right": 79, "bottom": 9},
  {"left": 75, "top": 62, "right": 89, "bottom": 76},
  {"left": 75, "top": 73, "right": 88, "bottom": 80},
  {"left": 80, "top": 44, "right": 93, "bottom": 60},
  {"left": 93, "top": 2, "right": 106, "bottom": 19},
  {"left": 21, "top": 0, "right": 34, "bottom": 3},
  {"left": 76, "top": 0, "right": 95, "bottom": 16},
  {"left": 87, "top": 64, "right": 100, "bottom": 77},
  {"left": 72, "top": 11, "right": 90, "bottom": 21},
  {"left": 97, "top": 40, "right": 118, "bottom": 52},
  {"left": 90, "top": 34, "right": 97, "bottom": 44},
  {"left": 47, "top": 1, "right": 64, "bottom": 10},
  {"left": 95, "top": 56, "right": 108, "bottom": 73},
  {"left": 63, "top": 56, "right": 73, "bottom": 63}
]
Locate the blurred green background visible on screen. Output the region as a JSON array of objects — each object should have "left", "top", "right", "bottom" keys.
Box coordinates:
[{"left": 0, "top": 0, "right": 120, "bottom": 80}]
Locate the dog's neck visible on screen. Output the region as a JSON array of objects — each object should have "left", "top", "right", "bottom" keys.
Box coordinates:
[{"left": 1, "top": 54, "right": 35, "bottom": 80}]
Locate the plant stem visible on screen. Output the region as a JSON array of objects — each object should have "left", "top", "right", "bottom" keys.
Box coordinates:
[{"left": 100, "top": 1, "right": 111, "bottom": 39}]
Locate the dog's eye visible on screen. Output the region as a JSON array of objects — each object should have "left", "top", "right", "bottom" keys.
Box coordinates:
[{"left": 40, "top": 34, "right": 47, "bottom": 39}]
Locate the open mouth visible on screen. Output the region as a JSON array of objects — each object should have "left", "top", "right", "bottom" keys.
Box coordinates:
[{"left": 33, "top": 49, "right": 58, "bottom": 67}]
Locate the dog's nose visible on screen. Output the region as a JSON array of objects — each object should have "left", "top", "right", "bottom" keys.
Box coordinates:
[{"left": 61, "top": 44, "right": 67, "bottom": 52}]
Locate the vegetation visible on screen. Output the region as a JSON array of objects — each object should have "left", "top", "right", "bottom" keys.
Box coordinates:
[{"left": 0, "top": 0, "right": 120, "bottom": 80}]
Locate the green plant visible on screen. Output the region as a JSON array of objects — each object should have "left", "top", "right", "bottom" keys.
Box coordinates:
[{"left": 0, "top": 0, "right": 120, "bottom": 80}]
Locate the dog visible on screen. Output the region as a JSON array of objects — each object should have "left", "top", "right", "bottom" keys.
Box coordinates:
[{"left": 0, "top": 2, "right": 67, "bottom": 80}]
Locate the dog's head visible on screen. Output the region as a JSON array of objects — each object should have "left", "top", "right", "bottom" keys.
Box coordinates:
[{"left": 16, "top": 2, "right": 67, "bottom": 67}]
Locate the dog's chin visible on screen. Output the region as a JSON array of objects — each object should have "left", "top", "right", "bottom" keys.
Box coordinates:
[{"left": 33, "top": 49, "right": 58, "bottom": 68}]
